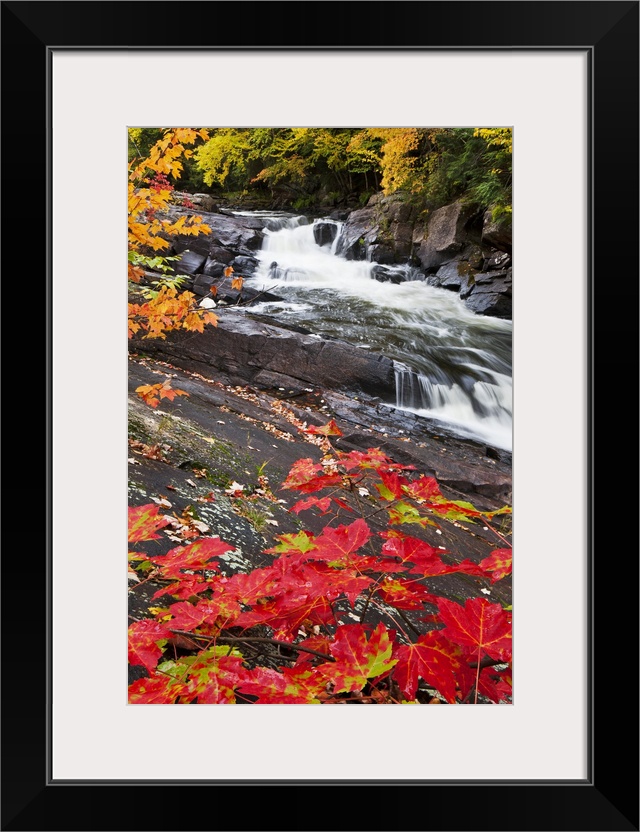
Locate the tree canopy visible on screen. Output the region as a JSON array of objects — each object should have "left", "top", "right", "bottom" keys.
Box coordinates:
[{"left": 189, "top": 127, "right": 511, "bottom": 218}]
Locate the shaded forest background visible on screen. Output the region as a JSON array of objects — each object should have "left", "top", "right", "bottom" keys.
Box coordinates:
[{"left": 128, "top": 127, "right": 512, "bottom": 222}]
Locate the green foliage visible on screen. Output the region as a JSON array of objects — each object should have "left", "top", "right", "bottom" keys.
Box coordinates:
[
  {"left": 191, "top": 127, "right": 511, "bottom": 216},
  {"left": 128, "top": 250, "right": 180, "bottom": 274},
  {"left": 128, "top": 251, "right": 191, "bottom": 299},
  {"left": 128, "top": 128, "right": 163, "bottom": 162}
]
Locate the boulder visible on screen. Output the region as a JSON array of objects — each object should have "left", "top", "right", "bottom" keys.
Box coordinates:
[
  {"left": 483, "top": 249, "right": 511, "bottom": 271},
  {"left": 433, "top": 261, "right": 475, "bottom": 293},
  {"left": 192, "top": 275, "right": 282, "bottom": 305},
  {"left": 202, "top": 260, "right": 225, "bottom": 278},
  {"left": 191, "top": 193, "right": 216, "bottom": 212},
  {"left": 415, "top": 201, "right": 479, "bottom": 271},
  {"left": 371, "top": 264, "right": 407, "bottom": 284},
  {"left": 231, "top": 255, "right": 258, "bottom": 276},
  {"left": 466, "top": 244, "right": 485, "bottom": 270},
  {"left": 367, "top": 243, "right": 396, "bottom": 264},
  {"left": 313, "top": 220, "right": 339, "bottom": 248},
  {"left": 205, "top": 246, "right": 234, "bottom": 265},
  {"left": 463, "top": 269, "right": 512, "bottom": 318},
  {"left": 336, "top": 194, "right": 419, "bottom": 263},
  {"left": 464, "top": 292, "right": 512, "bottom": 318},
  {"left": 161, "top": 207, "right": 265, "bottom": 258},
  {"left": 173, "top": 192, "right": 217, "bottom": 212},
  {"left": 169, "top": 249, "right": 207, "bottom": 275},
  {"left": 481, "top": 210, "right": 512, "bottom": 252},
  {"left": 386, "top": 199, "right": 413, "bottom": 224},
  {"left": 334, "top": 206, "right": 378, "bottom": 260},
  {"left": 389, "top": 221, "right": 414, "bottom": 259},
  {"left": 474, "top": 269, "right": 512, "bottom": 292}
]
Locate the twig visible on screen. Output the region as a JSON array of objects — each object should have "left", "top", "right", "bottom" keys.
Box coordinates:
[
  {"left": 235, "top": 284, "right": 280, "bottom": 307},
  {"left": 168, "top": 630, "right": 335, "bottom": 662}
]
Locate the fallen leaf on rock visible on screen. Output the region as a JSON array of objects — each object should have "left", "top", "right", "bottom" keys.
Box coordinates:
[
  {"left": 225, "top": 481, "right": 245, "bottom": 496},
  {"left": 195, "top": 492, "right": 216, "bottom": 503}
]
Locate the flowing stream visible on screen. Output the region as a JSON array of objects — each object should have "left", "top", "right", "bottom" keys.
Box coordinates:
[{"left": 237, "top": 212, "right": 512, "bottom": 452}]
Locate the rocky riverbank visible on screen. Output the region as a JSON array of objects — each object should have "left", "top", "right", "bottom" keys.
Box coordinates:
[
  {"left": 128, "top": 349, "right": 512, "bottom": 684},
  {"left": 129, "top": 199, "right": 512, "bottom": 663},
  {"left": 160, "top": 191, "right": 512, "bottom": 319}
]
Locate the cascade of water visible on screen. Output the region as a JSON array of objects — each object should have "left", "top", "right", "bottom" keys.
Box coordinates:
[
  {"left": 393, "top": 363, "right": 512, "bottom": 450},
  {"left": 243, "top": 213, "right": 512, "bottom": 451}
]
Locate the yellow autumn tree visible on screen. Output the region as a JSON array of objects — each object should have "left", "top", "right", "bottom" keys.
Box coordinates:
[{"left": 127, "top": 128, "right": 218, "bottom": 341}]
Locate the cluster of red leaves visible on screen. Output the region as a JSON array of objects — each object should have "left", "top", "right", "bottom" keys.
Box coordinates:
[
  {"left": 128, "top": 424, "right": 512, "bottom": 704},
  {"left": 149, "top": 172, "right": 172, "bottom": 193}
]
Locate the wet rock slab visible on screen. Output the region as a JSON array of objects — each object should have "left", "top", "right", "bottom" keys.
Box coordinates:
[{"left": 131, "top": 308, "right": 397, "bottom": 401}]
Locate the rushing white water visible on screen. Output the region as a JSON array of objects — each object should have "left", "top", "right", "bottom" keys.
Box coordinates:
[{"left": 240, "top": 214, "right": 513, "bottom": 451}]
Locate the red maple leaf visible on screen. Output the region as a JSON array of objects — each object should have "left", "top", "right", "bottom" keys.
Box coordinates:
[
  {"left": 128, "top": 620, "right": 171, "bottom": 671},
  {"left": 281, "top": 458, "right": 343, "bottom": 494},
  {"left": 290, "top": 496, "right": 332, "bottom": 515},
  {"left": 183, "top": 647, "right": 249, "bottom": 704},
  {"left": 235, "top": 592, "right": 335, "bottom": 641},
  {"left": 237, "top": 665, "right": 326, "bottom": 703},
  {"left": 338, "top": 448, "right": 415, "bottom": 472},
  {"left": 393, "top": 631, "right": 464, "bottom": 703},
  {"left": 479, "top": 548, "right": 513, "bottom": 583},
  {"left": 319, "top": 623, "right": 397, "bottom": 693},
  {"left": 375, "top": 577, "right": 439, "bottom": 610},
  {"left": 339, "top": 448, "right": 391, "bottom": 471},
  {"left": 294, "top": 561, "right": 373, "bottom": 606},
  {"left": 405, "top": 475, "right": 443, "bottom": 502},
  {"left": 128, "top": 673, "right": 187, "bottom": 704},
  {"left": 167, "top": 594, "right": 241, "bottom": 631},
  {"left": 265, "top": 530, "right": 317, "bottom": 557},
  {"left": 294, "top": 634, "right": 334, "bottom": 665},
  {"left": 376, "top": 469, "right": 410, "bottom": 500},
  {"left": 128, "top": 503, "right": 170, "bottom": 542},
  {"left": 151, "top": 574, "right": 211, "bottom": 600},
  {"left": 224, "top": 565, "right": 280, "bottom": 606},
  {"left": 380, "top": 533, "right": 483, "bottom": 578},
  {"left": 310, "top": 518, "right": 371, "bottom": 565},
  {"left": 379, "top": 533, "right": 443, "bottom": 573},
  {"left": 304, "top": 419, "right": 343, "bottom": 437},
  {"left": 477, "top": 665, "right": 513, "bottom": 703},
  {"left": 148, "top": 536, "right": 233, "bottom": 579},
  {"left": 438, "top": 597, "right": 512, "bottom": 663}
]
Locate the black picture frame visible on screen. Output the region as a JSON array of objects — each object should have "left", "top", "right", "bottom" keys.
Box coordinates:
[{"left": 2, "top": 2, "right": 638, "bottom": 830}]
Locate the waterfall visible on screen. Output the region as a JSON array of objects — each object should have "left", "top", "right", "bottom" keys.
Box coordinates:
[
  {"left": 394, "top": 363, "right": 512, "bottom": 450},
  {"left": 242, "top": 213, "right": 513, "bottom": 451}
]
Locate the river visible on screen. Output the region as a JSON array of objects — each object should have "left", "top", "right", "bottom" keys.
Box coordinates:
[{"left": 234, "top": 212, "right": 512, "bottom": 452}]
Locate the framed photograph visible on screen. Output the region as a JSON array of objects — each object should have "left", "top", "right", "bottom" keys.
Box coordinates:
[{"left": 3, "top": 1, "right": 637, "bottom": 830}]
